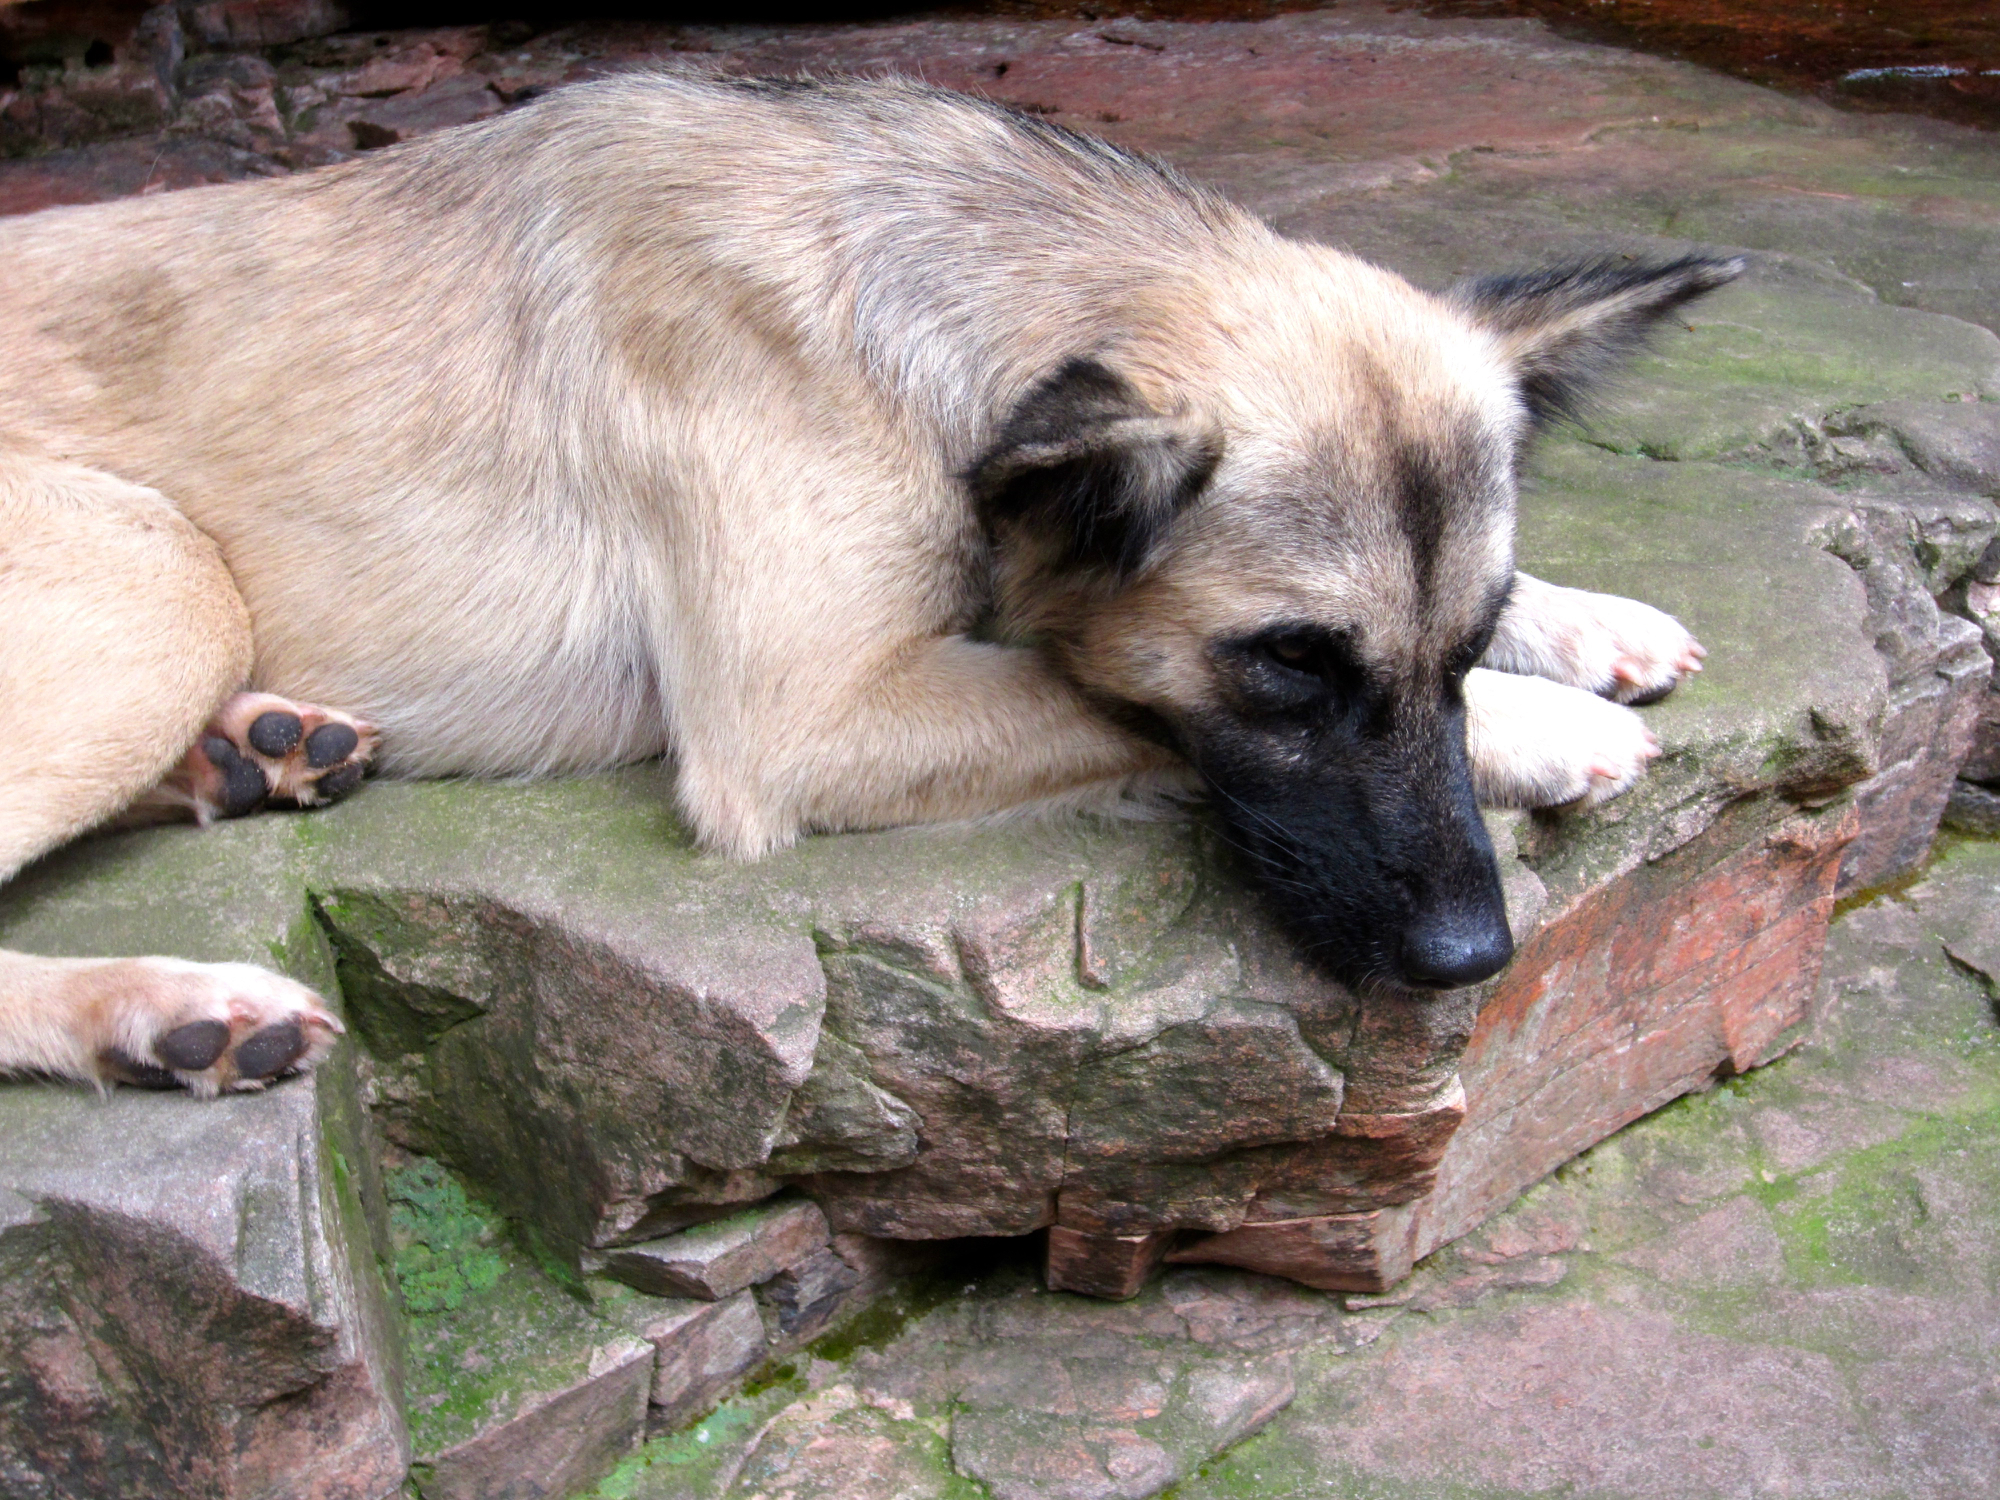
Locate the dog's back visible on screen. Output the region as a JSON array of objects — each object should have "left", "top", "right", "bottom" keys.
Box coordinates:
[{"left": 0, "top": 75, "right": 1281, "bottom": 778}]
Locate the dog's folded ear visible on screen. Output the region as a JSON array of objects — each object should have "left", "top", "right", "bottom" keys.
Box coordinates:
[
  {"left": 967, "top": 357, "right": 1221, "bottom": 578},
  {"left": 1452, "top": 254, "right": 1745, "bottom": 427}
]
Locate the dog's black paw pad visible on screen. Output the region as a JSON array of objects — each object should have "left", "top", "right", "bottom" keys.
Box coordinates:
[
  {"left": 247, "top": 710, "right": 304, "bottom": 757},
  {"left": 202, "top": 736, "right": 270, "bottom": 817},
  {"left": 156, "top": 1019, "right": 231, "bottom": 1072},
  {"left": 100, "top": 1047, "right": 182, "bottom": 1089},
  {"left": 1621, "top": 680, "right": 1677, "bottom": 708},
  {"left": 235, "top": 1021, "right": 308, "bottom": 1081},
  {"left": 314, "top": 761, "right": 366, "bottom": 800},
  {"left": 304, "top": 723, "right": 360, "bottom": 768}
]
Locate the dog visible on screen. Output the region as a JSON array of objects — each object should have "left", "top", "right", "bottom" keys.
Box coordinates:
[{"left": 0, "top": 73, "right": 1730, "bottom": 1097}]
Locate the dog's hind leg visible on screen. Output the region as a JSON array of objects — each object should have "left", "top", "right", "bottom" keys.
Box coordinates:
[{"left": 0, "top": 446, "right": 342, "bottom": 1093}]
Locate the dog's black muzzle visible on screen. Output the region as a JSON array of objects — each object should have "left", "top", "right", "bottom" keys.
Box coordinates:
[{"left": 1194, "top": 704, "right": 1514, "bottom": 993}]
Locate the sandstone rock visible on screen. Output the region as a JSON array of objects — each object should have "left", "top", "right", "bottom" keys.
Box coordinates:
[
  {"left": 1167, "top": 1213, "right": 1394, "bottom": 1293},
  {"left": 392, "top": 1179, "right": 656, "bottom": 1500},
  {"left": 722, "top": 1385, "right": 958, "bottom": 1500},
  {"left": 1942, "top": 777, "right": 2000, "bottom": 834},
  {"left": 599, "top": 1196, "right": 830, "bottom": 1302},
  {"left": 182, "top": 2, "right": 353, "bottom": 52},
  {"left": 759, "top": 1247, "right": 863, "bottom": 1342},
  {"left": 1824, "top": 401, "right": 2000, "bottom": 498},
  {"left": 1046, "top": 1227, "right": 1176, "bottom": 1301},
  {"left": 7, "top": 5, "right": 2000, "bottom": 1493},
  {"left": 618, "top": 1291, "right": 766, "bottom": 1428},
  {"left": 410, "top": 1335, "right": 651, "bottom": 1500}
]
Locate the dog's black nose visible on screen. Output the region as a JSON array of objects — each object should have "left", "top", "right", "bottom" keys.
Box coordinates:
[{"left": 1398, "top": 913, "right": 1514, "bottom": 990}]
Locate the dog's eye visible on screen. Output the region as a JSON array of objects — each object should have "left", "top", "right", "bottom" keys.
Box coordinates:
[
  {"left": 1228, "top": 626, "right": 1359, "bottom": 706},
  {"left": 1266, "top": 638, "right": 1315, "bottom": 672}
]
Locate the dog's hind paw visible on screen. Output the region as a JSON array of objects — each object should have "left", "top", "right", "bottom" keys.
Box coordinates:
[
  {"left": 1465, "top": 668, "right": 1662, "bottom": 810},
  {"left": 92, "top": 957, "right": 343, "bottom": 1096},
  {"left": 164, "top": 692, "right": 378, "bottom": 824},
  {"left": 1485, "top": 572, "right": 1705, "bottom": 706}
]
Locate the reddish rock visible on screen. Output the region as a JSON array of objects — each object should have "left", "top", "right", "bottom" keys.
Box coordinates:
[
  {"left": 626, "top": 1291, "right": 767, "bottom": 1427},
  {"left": 182, "top": 1, "right": 352, "bottom": 51},
  {"left": 1166, "top": 1212, "right": 1401, "bottom": 1294},
  {"left": 1046, "top": 1226, "right": 1177, "bottom": 1301},
  {"left": 1842, "top": 613, "right": 1989, "bottom": 890},
  {"left": 413, "top": 1335, "right": 652, "bottom": 1500},
  {"left": 1399, "top": 802, "right": 1856, "bottom": 1271}
]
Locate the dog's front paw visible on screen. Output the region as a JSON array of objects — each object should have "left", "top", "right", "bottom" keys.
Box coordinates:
[
  {"left": 95, "top": 958, "right": 343, "bottom": 1096},
  {"left": 1465, "top": 668, "right": 1661, "bottom": 809},
  {"left": 1486, "top": 572, "right": 1705, "bottom": 705}
]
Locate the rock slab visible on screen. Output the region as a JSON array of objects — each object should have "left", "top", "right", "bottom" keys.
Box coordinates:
[{"left": 0, "top": 1065, "right": 407, "bottom": 1500}]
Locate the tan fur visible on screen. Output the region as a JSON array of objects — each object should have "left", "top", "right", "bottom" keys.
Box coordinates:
[{"left": 0, "top": 74, "right": 1700, "bottom": 1087}]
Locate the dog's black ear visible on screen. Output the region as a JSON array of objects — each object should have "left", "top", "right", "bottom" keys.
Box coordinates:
[
  {"left": 1453, "top": 255, "right": 1745, "bottom": 426},
  {"left": 967, "top": 358, "right": 1220, "bottom": 578}
]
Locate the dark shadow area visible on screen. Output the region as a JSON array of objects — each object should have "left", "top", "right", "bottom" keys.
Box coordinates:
[{"left": 1425, "top": 0, "right": 2000, "bottom": 130}]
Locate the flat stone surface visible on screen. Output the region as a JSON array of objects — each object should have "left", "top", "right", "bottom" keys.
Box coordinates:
[{"left": 0, "top": 1065, "right": 407, "bottom": 1500}]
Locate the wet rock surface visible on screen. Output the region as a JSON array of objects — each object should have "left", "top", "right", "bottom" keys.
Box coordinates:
[{"left": 3, "top": 3, "right": 2000, "bottom": 1496}]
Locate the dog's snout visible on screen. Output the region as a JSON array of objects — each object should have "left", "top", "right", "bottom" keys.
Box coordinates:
[{"left": 1397, "top": 908, "right": 1514, "bottom": 990}]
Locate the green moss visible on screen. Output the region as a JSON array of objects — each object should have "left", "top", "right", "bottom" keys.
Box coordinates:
[
  {"left": 803, "top": 1270, "right": 964, "bottom": 1364},
  {"left": 1748, "top": 1102, "right": 2000, "bottom": 1289},
  {"left": 386, "top": 1158, "right": 507, "bottom": 1316},
  {"left": 579, "top": 1392, "right": 792, "bottom": 1498}
]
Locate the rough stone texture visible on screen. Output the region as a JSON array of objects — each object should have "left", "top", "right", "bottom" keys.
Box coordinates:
[
  {"left": 588, "top": 838, "right": 2000, "bottom": 1500},
  {"left": 412, "top": 1337, "right": 651, "bottom": 1500},
  {"left": 627, "top": 1293, "right": 766, "bottom": 1426},
  {"left": 599, "top": 1196, "right": 830, "bottom": 1302},
  {"left": 0, "top": 1067, "right": 407, "bottom": 1500},
  {"left": 387, "top": 1175, "right": 657, "bottom": 1500},
  {"left": 1047, "top": 1227, "right": 1176, "bottom": 1302}
]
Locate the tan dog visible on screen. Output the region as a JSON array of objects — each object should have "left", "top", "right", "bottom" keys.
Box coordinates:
[{"left": 0, "top": 74, "right": 1727, "bottom": 1095}]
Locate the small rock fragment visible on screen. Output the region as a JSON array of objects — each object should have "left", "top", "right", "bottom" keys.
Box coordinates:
[
  {"left": 599, "top": 1194, "right": 829, "bottom": 1300},
  {"left": 627, "top": 1291, "right": 767, "bottom": 1425}
]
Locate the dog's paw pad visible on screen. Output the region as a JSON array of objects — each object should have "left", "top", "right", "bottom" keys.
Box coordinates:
[
  {"left": 234, "top": 1020, "right": 308, "bottom": 1081},
  {"left": 98, "top": 960, "right": 344, "bottom": 1095},
  {"left": 172, "top": 692, "right": 378, "bottom": 823},
  {"left": 156, "top": 1018, "right": 231, "bottom": 1071},
  {"left": 246, "top": 711, "right": 304, "bottom": 757}
]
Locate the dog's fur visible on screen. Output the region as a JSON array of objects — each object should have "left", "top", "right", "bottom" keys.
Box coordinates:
[{"left": 0, "top": 74, "right": 1735, "bottom": 1093}]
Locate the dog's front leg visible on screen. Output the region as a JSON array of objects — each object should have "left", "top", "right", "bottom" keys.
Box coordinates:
[
  {"left": 672, "top": 635, "right": 1191, "bottom": 858},
  {"left": 1485, "top": 571, "right": 1705, "bottom": 705},
  {"left": 1463, "top": 667, "right": 1661, "bottom": 810}
]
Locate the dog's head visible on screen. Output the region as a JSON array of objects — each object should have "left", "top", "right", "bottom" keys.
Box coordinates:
[{"left": 970, "top": 252, "right": 1742, "bottom": 992}]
